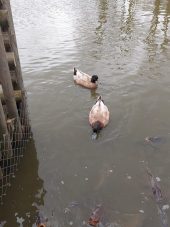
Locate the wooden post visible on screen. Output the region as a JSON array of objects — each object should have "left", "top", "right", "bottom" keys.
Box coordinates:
[
  {"left": 2, "top": 0, "right": 30, "bottom": 131},
  {"left": 6, "top": 52, "right": 16, "bottom": 67},
  {"left": 0, "top": 9, "right": 8, "bottom": 25},
  {"left": 0, "top": 90, "right": 22, "bottom": 104},
  {"left": 0, "top": 27, "right": 22, "bottom": 138},
  {"left": 0, "top": 99, "right": 13, "bottom": 157},
  {"left": 2, "top": 0, "right": 24, "bottom": 91}
]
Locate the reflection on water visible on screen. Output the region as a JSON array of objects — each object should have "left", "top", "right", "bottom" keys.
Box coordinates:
[
  {"left": 120, "top": 0, "right": 136, "bottom": 39},
  {"left": 146, "top": 0, "right": 170, "bottom": 60},
  {"left": 146, "top": 0, "right": 161, "bottom": 61},
  {"left": 0, "top": 140, "right": 46, "bottom": 226},
  {"left": 1, "top": 0, "right": 170, "bottom": 226},
  {"left": 161, "top": 0, "right": 170, "bottom": 50},
  {"left": 95, "top": 0, "right": 108, "bottom": 45}
]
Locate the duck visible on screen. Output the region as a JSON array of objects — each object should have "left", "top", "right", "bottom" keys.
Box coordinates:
[
  {"left": 89, "top": 96, "right": 109, "bottom": 139},
  {"left": 73, "top": 67, "right": 98, "bottom": 89}
]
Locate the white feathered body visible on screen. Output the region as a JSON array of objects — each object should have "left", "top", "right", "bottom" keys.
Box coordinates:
[
  {"left": 89, "top": 99, "right": 109, "bottom": 128},
  {"left": 73, "top": 69, "right": 97, "bottom": 89}
]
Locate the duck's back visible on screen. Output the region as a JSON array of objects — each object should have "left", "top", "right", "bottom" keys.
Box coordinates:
[
  {"left": 73, "top": 69, "right": 91, "bottom": 81},
  {"left": 89, "top": 101, "right": 109, "bottom": 127}
]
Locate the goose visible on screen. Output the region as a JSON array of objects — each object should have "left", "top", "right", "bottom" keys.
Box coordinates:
[
  {"left": 89, "top": 96, "right": 109, "bottom": 139},
  {"left": 73, "top": 67, "right": 98, "bottom": 89}
]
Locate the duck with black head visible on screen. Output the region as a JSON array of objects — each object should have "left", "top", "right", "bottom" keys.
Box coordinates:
[
  {"left": 89, "top": 96, "right": 110, "bottom": 139},
  {"left": 73, "top": 67, "right": 98, "bottom": 89}
]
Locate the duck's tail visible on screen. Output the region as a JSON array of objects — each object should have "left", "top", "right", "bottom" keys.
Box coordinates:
[
  {"left": 97, "top": 96, "right": 102, "bottom": 101},
  {"left": 96, "top": 96, "right": 104, "bottom": 105},
  {"left": 73, "top": 67, "right": 77, "bottom": 75}
]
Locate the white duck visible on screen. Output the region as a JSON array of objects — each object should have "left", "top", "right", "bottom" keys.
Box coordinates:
[
  {"left": 73, "top": 67, "right": 98, "bottom": 89},
  {"left": 89, "top": 96, "right": 110, "bottom": 139}
]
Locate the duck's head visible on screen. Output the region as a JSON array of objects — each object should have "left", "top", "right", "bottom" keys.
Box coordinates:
[
  {"left": 92, "top": 121, "right": 103, "bottom": 139},
  {"left": 91, "top": 75, "right": 98, "bottom": 83}
]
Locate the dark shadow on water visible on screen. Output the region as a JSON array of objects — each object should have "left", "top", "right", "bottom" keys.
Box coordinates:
[{"left": 0, "top": 139, "right": 46, "bottom": 226}]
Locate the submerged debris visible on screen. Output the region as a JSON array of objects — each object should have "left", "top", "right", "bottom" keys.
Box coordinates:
[
  {"left": 139, "top": 210, "right": 144, "bottom": 214},
  {"left": 0, "top": 221, "right": 7, "bottom": 227},
  {"left": 68, "top": 201, "right": 80, "bottom": 208},
  {"left": 88, "top": 204, "right": 103, "bottom": 226},
  {"left": 146, "top": 168, "right": 169, "bottom": 227},
  {"left": 162, "top": 205, "right": 170, "bottom": 210},
  {"left": 145, "top": 136, "right": 164, "bottom": 144},
  {"left": 64, "top": 201, "right": 80, "bottom": 213},
  {"left": 157, "top": 204, "right": 169, "bottom": 227},
  {"left": 36, "top": 213, "right": 48, "bottom": 227},
  {"left": 146, "top": 168, "right": 163, "bottom": 202}
]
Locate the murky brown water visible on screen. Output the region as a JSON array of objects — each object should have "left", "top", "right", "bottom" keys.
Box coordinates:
[{"left": 0, "top": 0, "right": 170, "bottom": 226}]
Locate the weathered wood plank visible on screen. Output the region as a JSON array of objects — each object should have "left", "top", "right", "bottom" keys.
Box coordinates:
[
  {"left": 2, "top": 0, "right": 30, "bottom": 128},
  {"left": 0, "top": 27, "right": 22, "bottom": 138},
  {"left": 6, "top": 52, "right": 16, "bottom": 67},
  {"left": 2, "top": 31, "right": 9, "bottom": 44},
  {"left": 0, "top": 9, "right": 7, "bottom": 21},
  {"left": 0, "top": 9, "right": 8, "bottom": 28},
  {"left": 1, "top": 2, "right": 24, "bottom": 91},
  {"left": 2, "top": 32, "right": 8, "bottom": 42},
  {"left": 0, "top": 90, "right": 21, "bottom": 104},
  {"left": 0, "top": 70, "right": 17, "bottom": 84},
  {"left": 10, "top": 70, "right": 17, "bottom": 83}
]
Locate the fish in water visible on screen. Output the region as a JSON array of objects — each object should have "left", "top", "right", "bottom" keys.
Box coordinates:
[
  {"left": 146, "top": 168, "right": 163, "bottom": 202},
  {"left": 88, "top": 205, "right": 103, "bottom": 226},
  {"left": 36, "top": 214, "right": 48, "bottom": 227}
]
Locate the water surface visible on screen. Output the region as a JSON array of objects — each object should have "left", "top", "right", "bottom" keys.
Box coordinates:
[{"left": 0, "top": 0, "right": 170, "bottom": 226}]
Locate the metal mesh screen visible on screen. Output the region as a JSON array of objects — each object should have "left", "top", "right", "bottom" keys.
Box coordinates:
[{"left": 0, "top": 95, "right": 32, "bottom": 202}]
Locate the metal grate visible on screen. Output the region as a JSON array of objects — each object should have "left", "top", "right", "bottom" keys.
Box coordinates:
[{"left": 0, "top": 96, "right": 32, "bottom": 202}]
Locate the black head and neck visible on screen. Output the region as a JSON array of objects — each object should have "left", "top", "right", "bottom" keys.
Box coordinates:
[
  {"left": 92, "top": 121, "right": 102, "bottom": 139},
  {"left": 91, "top": 75, "right": 98, "bottom": 83},
  {"left": 74, "top": 67, "right": 77, "bottom": 75}
]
